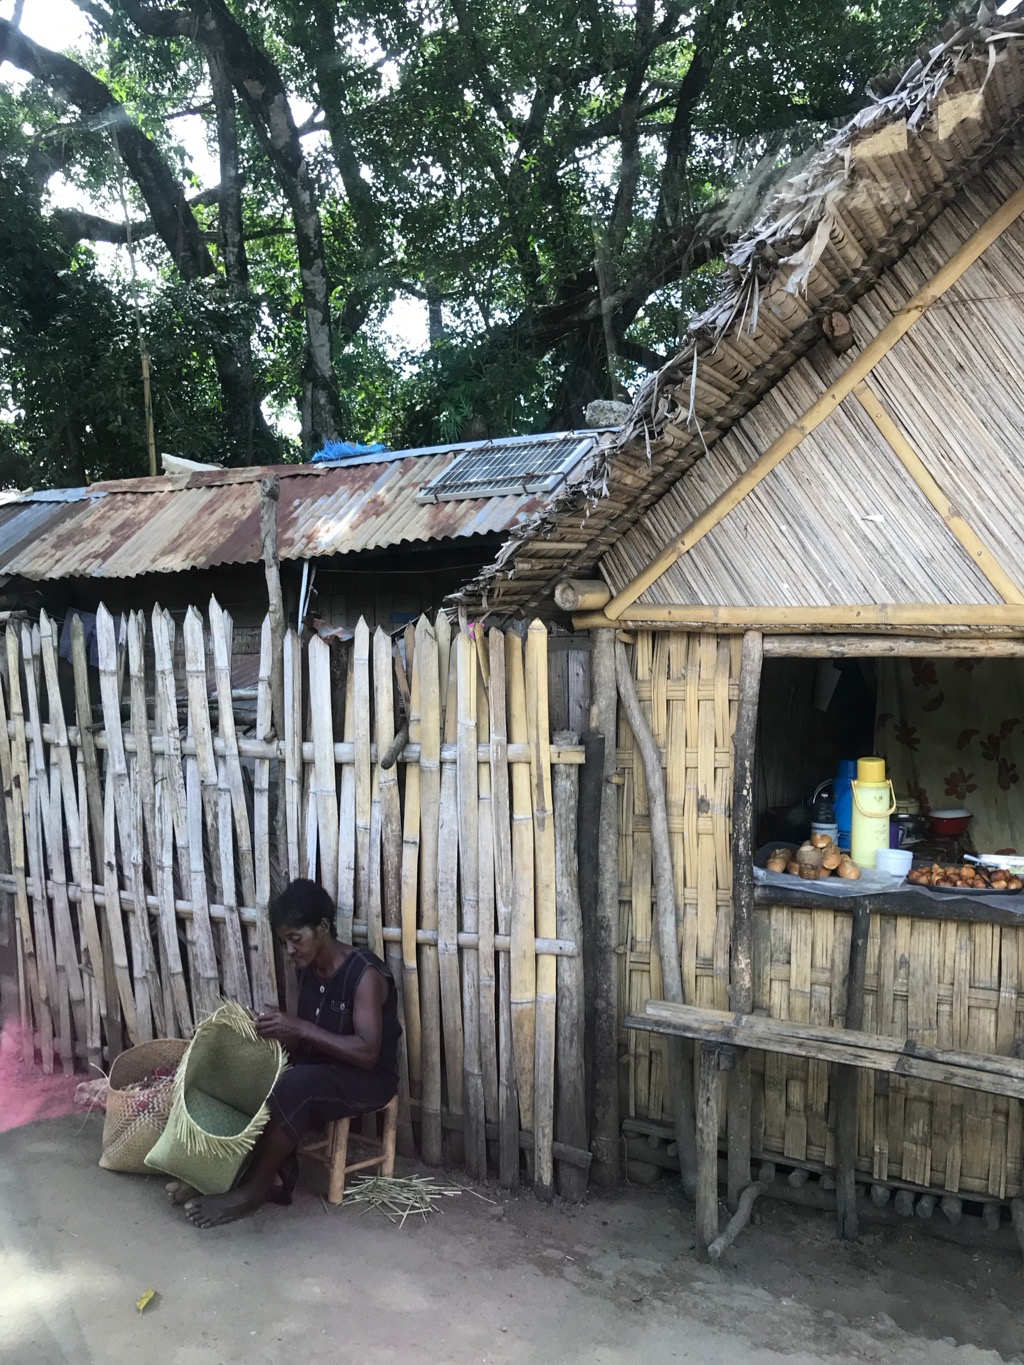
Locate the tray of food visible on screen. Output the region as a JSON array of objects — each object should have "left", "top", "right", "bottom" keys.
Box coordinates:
[{"left": 907, "top": 863, "right": 1024, "bottom": 894}]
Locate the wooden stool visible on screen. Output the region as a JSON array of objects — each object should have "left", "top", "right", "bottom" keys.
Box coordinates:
[{"left": 301, "top": 1094, "right": 399, "bottom": 1205}]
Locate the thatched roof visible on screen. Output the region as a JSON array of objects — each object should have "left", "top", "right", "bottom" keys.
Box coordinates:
[{"left": 456, "top": 1, "right": 1024, "bottom": 617}]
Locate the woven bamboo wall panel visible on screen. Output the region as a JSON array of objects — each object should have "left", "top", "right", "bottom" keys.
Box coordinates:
[
  {"left": 618, "top": 631, "right": 741, "bottom": 1122},
  {"left": 751, "top": 903, "right": 1024, "bottom": 1197}
]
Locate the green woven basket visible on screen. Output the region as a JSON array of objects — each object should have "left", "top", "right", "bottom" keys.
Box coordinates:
[{"left": 144, "top": 1001, "right": 286, "bottom": 1195}]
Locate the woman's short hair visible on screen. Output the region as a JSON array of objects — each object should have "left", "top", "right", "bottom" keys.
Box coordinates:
[{"left": 269, "top": 879, "right": 338, "bottom": 936}]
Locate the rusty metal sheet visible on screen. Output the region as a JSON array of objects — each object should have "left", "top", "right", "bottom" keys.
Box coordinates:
[{"left": 0, "top": 445, "right": 590, "bottom": 582}]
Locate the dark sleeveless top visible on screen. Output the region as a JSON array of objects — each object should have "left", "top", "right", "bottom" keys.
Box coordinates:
[{"left": 296, "top": 947, "right": 401, "bottom": 1077}]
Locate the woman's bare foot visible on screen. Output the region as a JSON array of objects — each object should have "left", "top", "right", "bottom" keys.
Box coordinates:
[
  {"left": 185, "top": 1188, "right": 264, "bottom": 1229},
  {"left": 166, "top": 1179, "right": 199, "bottom": 1205}
]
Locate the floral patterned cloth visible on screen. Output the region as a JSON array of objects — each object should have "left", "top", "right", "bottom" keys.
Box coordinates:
[{"left": 875, "top": 658, "right": 1023, "bottom": 855}]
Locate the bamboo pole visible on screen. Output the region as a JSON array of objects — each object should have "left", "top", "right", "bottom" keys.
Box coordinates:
[
  {"left": 506, "top": 631, "right": 537, "bottom": 1147},
  {"left": 183, "top": 607, "right": 222, "bottom": 903},
  {"left": 588, "top": 629, "right": 619, "bottom": 1188},
  {"left": 283, "top": 629, "right": 303, "bottom": 886},
  {"left": 489, "top": 629, "right": 520, "bottom": 1187},
  {"left": 353, "top": 618, "right": 372, "bottom": 919},
  {"left": 0, "top": 635, "right": 42, "bottom": 1043},
  {"left": 853, "top": 381, "right": 1024, "bottom": 604},
  {"left": 436, "top": 638, "right": 464, "bottom": 1166},
  {"left": 252, "top": 618, "right": 279, "bottom": 1010},
  {"left": 458, "top": 629, "right": 486, "bottom": 1179},
  {"left": 261, "top": 476, "right": 287, "bottom": 880},
  {"left": 604, "top": 180, "right": 1024, "bottom": 620},
  {"left": 526, "top": 620, "right": 557, "bottom": 1200},
  {"left": 374, "top": 626, "right": 414, "bottom": 1156},
  {"left": 835, "top": 901, "right": 870, "bottom": 1241},
  {"left": 476, "top": 650, "right": 499, "bottom": 1136},
  {"left": 399, "top": 622, "right": 424, "bottom": 1111},
  {"left": 552, "top": 728, "right": 588, "bottom": 1201},
  {"left": 96, "top": 608, "right": 153, "bottom": 1043},
  {"left": 762, "top": 635, "right": 1024, "bottom": 658},
  {"left": 727, "top": 631, "right": 762, "bottom": 1208},
  {"left": 417, "top": 616, "right": 445, "bottom": 1165},
  {"left": 126, "top": 612, "right": 157, "bottom": 879},
  {"left": 336, "top": 644, "right": 356, "bottom": 939},
  {"left": 614, "top": 638, "right": 697, "bottom": 1198},
  {"left": 575, "top": 604, "right": 1024, "bottom": 631},
  {"left": 308, "top": 636, "right": 341, "bottom": 916},
  {"left": 553, "top": 579, "right": 612, "bottom": 613}
]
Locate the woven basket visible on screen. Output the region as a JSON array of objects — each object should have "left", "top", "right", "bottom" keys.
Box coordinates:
[
  {"left": 98, "top": 1038, "right": 188, "bottom": 1175},
  {"left": 144, "top": 1001, "right": 286, "bottom": 1195}
]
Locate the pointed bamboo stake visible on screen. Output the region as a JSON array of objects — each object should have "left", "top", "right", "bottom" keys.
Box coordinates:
[
  {"left": 208, "top": 600, "right": 254, "bottom": 1006},
  {"left": 126, "top": 612, "right": 158, "bottom": 878},
  {"left": 283, "top": 629, "right": 303, "bottom": 883},
  {"left": 526, "top": 621, "right": 557, "bottom": 1199},
  {"left": 183, "top": 607, "right": 222, "bottom": 902},
  {"left": 252, "top": 617, "right": 279, "bottom": 1010},
  {"left": 96, "top": 608, "right": 153, "bottom": 1043},
  {"left": 353, "top": 618, "right": 372, "bottom": 917},
  {"left": 308, "top": 636, "right": 341, "bottom": 914},
  {"left": 436, "top": 638, "right": 464, "bottom": 1164},
  {"left": 335, "top": 644, "right": 356, "bottom": 939},
  {"left": 0, "top": 639, "right": 43, "bottom": 1041},
  {"left": 419, "top": 616, "right": 446, "bottom": 1165},
  {"left": 8, "top": 626, "right": 56, "bottom": 1067},
  {"left": 476, "top": 647, "right": 499, "bottom": 1133},
  {"left": 489, "top": 629, "right": 520, "bottom": 1187},
  {"left": 27, "top": 621, "right": 79, "bottom": 1066},
  {"left": 374, "top": 627, "right": 414, "bottom": 1155},
  {"left": 127, "top": 611, "right": 188, "bottom": 1035},
  {"left": 366, "top": 766, "right": 384, "bottom": 959},
  {"left": 458, "top": 629, "right": 486, "bottom": 1178},
  {"left": 506, "top": 631, "right": 536, "bottom": 1143},
  {"left": 399, "top": 626, "right": 424, "bottom": 1107},
  {"left": 73, "top": 755, "right": 103, "bottom": 1068},
  {"left": 69, "top": 616, "right": 119, "bottom": 1047},
  {"left": 152, "top": 608, "right": 220, "bottom": 1020},
  {"left": 101, "top": 768, "right": 138, "bottom": 1043}
]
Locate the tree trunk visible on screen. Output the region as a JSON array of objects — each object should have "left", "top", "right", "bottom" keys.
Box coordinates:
[
  {"left": 192, "top": 1, "right": 343, "bottom": 452},
  {"left": 207, "top": 44, "right": 277, "bottom": 465}
]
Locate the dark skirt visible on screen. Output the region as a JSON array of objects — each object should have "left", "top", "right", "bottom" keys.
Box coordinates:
[{"left": 268, "top": 1062, "right": 398, "bottom": 1145}]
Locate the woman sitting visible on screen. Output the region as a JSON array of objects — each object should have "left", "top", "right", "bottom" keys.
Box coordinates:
[{"left": 185, "top": 879, "right": 401, "bottom": 1228}]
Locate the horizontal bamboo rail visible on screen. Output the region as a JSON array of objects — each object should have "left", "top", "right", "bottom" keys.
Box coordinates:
[
  {"left": 573, "top": 604, "right": 1024, "bottom": 631},
  {"left": 762, "top": 635, "right": 1024, "bottom": 657}
]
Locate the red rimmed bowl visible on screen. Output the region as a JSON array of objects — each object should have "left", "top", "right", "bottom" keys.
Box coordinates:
[{"left": 930, "top": 809, "right": 972, "bottom": 837}]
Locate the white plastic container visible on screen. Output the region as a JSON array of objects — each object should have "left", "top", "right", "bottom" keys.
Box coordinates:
[{"left": 875, "top": 848, "right": 913, "bottom": 880}]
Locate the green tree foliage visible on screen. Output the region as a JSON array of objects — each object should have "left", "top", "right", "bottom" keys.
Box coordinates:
[{"left": 0, "top": 0, "right": 946, "bottom": 485}]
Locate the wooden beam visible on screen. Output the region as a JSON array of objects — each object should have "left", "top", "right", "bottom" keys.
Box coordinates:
[
  {"left": 573, "top": 604, "right": 1024, "bottom": 631},
  {"left": 696, "top": 1043, "right": 722, "bottom": 1260},
  {"left": 601, "top": 182, "right": 1024, "bottom": 620},
  {"left": 852, "top": 381, "right": 1024, "bottom": 605},
  {"left": 762, "top": 636, "right": 1024, "bottom": 658},
  {"left": 728, "top": 631, "right": 762, "bottom": 1209},
  {"left": 553, "top": 579, "right": 611, "bottom": 612}
]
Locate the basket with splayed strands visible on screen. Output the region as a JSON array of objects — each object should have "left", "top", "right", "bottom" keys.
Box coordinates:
[
  {"left": 144, "top": 1001, "right": 286, "bottom": 1195},
  {"left": 98, "top": 1038, "right": 188, "bottom": 1175}
]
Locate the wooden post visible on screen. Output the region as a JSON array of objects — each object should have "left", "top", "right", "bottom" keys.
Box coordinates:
[
  {"left": 588, "top": 629, "right": 619, "bottom": 1189},
  {"left": 578, "top": 727, "right": 603, "bottom": 1145},
  {"left": 614, "top": 638, "right": 697, "bottom": 1198},
  {"left": 696, "top": 1043, "right": 721, "bottom": 1259},
  {"left": 553, "top": 729, "right": 588, "bottom": 1201},
  {"left": 835, "top": 900, "right": 870, "bottom": 1240},
  {"left": 261, "top": 476, "right": 287, "bottom": 891},
  {"left": 728, "top": 631, "right": 762, "bottom": 1208}
]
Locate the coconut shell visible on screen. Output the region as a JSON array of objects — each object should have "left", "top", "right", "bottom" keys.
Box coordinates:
[{"left": 799, "top": 866, "right": 822, "bottom": 881}]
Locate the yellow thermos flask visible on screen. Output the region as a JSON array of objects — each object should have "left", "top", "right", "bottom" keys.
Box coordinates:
[{"left": 850, "top": 757, "right": 896, "bottom": 870}]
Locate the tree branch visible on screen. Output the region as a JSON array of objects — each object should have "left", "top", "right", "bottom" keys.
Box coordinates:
[{"left": 50, "top": 186, "right": 223, "bottom": 244}]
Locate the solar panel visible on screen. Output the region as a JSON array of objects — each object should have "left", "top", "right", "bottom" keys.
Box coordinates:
[{"left": 415, "top": 433, "right": 595, "bottom": 502}]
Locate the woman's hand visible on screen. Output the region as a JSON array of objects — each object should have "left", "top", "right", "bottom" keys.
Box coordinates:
[{"left": 255, "top": 1008, "right": 308, "bottom": 1049}]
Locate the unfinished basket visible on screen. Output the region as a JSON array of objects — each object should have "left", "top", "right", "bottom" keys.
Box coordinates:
[
  {"left": 301, "top": 1094, "right": 399, "bottom": 1205},
  {"left": 144, "top": 1001, "right": 286, "bottom": 1195},
  {"left": 98, "top": 1037, "right": 188, "bottom": 1175}
]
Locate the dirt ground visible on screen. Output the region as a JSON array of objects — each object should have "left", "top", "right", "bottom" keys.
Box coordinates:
[{"left": 1, "top": 1114, "right": 1021, "bottom": 1365}]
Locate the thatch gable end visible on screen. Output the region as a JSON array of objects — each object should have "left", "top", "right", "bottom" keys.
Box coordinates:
[{"left": 456, "top": 4, "right": 1024, "bottom": 626}]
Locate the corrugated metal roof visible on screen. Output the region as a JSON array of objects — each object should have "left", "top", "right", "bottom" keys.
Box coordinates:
[{"left": 0, "top": 436, "right": 599, "bottom": 582}]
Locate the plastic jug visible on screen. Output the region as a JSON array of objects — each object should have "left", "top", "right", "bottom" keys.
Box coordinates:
[
  {"left": 832, "top": 760, "right": 856, "bottom": 850},
  {"left": 850, "top": 757, "right": 896, "bottom": 870}
]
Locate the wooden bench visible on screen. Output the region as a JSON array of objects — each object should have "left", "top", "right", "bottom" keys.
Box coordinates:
[{"left": 625, "top": 1000, "right": 1024, "bottom": 1259}]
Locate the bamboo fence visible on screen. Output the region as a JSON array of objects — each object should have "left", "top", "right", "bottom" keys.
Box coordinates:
[{"left": 0, "top": 603, "right": 589, "bottom": 1192}]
